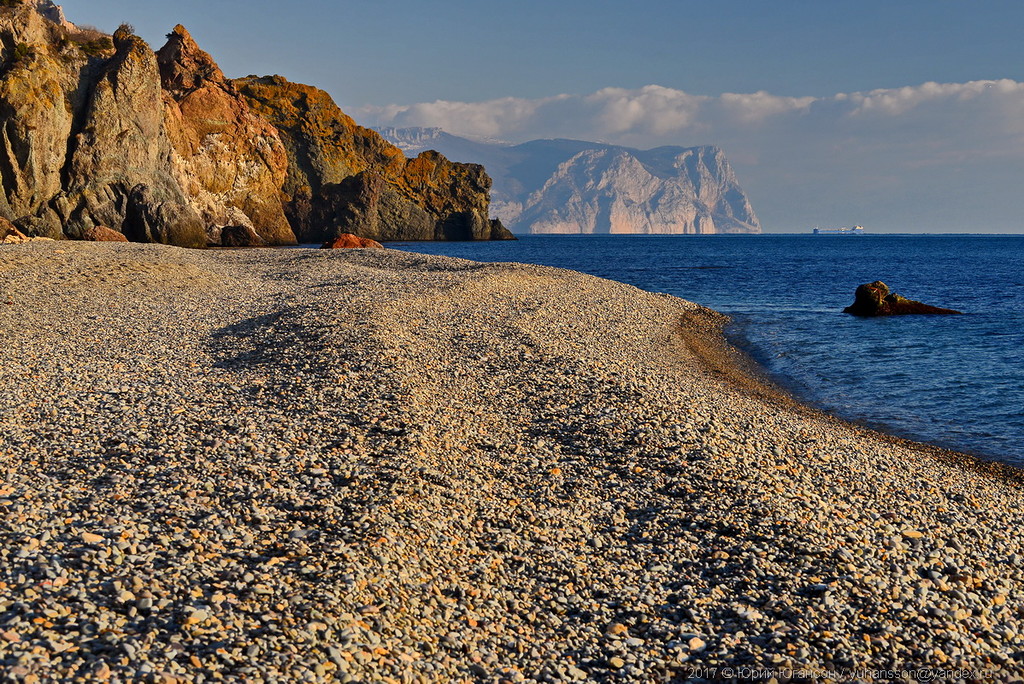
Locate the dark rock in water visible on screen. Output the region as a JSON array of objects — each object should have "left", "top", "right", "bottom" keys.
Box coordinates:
[
  {"left": 843, "top": 281, "right": 962, "bottom": 316},
  {"left": 321, "top": 234, "right": 384, "bottom": 249}
]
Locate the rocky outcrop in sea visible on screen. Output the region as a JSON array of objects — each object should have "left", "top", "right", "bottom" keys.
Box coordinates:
[
  {"left": 843, "top": 281, "right": 963, "bottom": 316},
  {"left": 378, "top": 127, "right": 761, "bottom": 235},
  {"left": 0, "top": 3, "right": 511, "bottom": 245}
]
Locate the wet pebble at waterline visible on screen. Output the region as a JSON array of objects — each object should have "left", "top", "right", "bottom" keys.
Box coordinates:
[{"left": 1, "top": 241, "right": 1023, "bottom": 682}]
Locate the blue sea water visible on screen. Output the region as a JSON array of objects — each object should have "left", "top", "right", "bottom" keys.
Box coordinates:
[{"left": 391, "top": 234, "right": 1024, "bottom": 467}]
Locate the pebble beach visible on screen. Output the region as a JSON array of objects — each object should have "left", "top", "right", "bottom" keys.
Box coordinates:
[{"left": 1, "top": 241, "right": 1023, "bottom": 682}]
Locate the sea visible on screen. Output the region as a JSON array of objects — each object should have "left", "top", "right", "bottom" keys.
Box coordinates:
[{"left": 390, "top": 234, "right": 1024, "bottom": 467}]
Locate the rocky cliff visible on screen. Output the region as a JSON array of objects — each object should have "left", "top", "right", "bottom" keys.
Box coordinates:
[
  {"left": 158, "top": 25, "right": 293, "bottom": 246},
  {"left": 0, "top": 5, "right": 205, "bottom": 246},
  {"left": 379, "top": 128, "right": 761, "bottom": 235},
  {"left": 234, "top": 76, "right": 512, "bottom": 242},
  {"left": 518, "top": 145, "right": 759, "bottom": 235},
  {"left": 0, "top": 2, "right": 509, "bottom": 245}
]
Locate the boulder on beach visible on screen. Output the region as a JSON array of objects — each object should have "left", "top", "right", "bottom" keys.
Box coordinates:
[
  {"left": 321, "top": 233, "right": 384, "bottom": 249},
  {"left": 843, "top": 281, "right": 962, "bottom": 316},
  {"left": 82, "top": 225, "right": 128, "bottom": 242},
  {"left": 220, "top": 224, "right": 267, "bottom": 247},
  {"left": 0, "top": 218, "right": 29, "bottom": 244}
]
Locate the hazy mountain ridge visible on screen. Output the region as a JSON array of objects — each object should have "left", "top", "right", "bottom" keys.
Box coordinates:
[{"left": 377, "top": 127, "right": 761, "bottom": 234}]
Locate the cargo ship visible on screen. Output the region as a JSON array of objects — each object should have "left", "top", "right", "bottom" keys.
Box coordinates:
[{"left": 813, "top": 225, "right": 864, "bottom": 235}]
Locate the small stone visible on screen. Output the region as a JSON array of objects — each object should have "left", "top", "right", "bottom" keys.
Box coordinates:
[
  {"left": 609, "top": 657, "right": 625, "bottom": 669},
  {"left": 184, "top": 609, "right": 209, "bottom": 626},
  {"left": 605, "top": 622, "right": 629, "bottom": 636}
]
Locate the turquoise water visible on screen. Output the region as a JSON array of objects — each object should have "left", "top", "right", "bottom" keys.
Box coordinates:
[{"left": 391, "top": 234, "right": 1024, "bottom": 466}]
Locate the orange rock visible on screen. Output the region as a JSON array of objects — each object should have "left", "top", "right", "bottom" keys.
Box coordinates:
[
  {"left": 82, "top": 225, "right": 128, "bottom": 242},
  {"left": 158, "top": 26, "right": 295, "bottom": 246},
  {"left": 321, "top": 233, "right": 384, "bottom": 249},
  {"left": 235, "top": 75, "right": 513, "bottom": 242},
  {"left": 0, "top": 218, "right": 30, "bottom": 244}
]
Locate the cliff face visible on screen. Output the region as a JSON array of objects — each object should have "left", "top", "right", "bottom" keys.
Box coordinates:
[
  {"left": 235, "top": 76, "right": 512, "bottom": 242},
  {"left": 0, "top": 6, "right": 206, "bottom": 245},
  {"left": 520, "top": 146, "right": 760, "bottom": 235},
  {"left": 158, "top": 25, "right": 293, "bottom": 246},
  {"left": 0, "top": 3, "right": 507, "bottom": 245},
  {"left": 380, "top": 128, "right": 761, "bottom": 235},
  {"left": 0, "top": 3, "right": 82, "bottom": 238},
  {"left": 57, "top": 26, "right": 207, "bottom": 246}
]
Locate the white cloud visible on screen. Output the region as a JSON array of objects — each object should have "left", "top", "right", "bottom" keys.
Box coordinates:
[
  {"left": 584, "top": 85, "right": 708, "bottom": 135},
  {"left": 717, "top": 91, "right": 816, "bottom": 122},
  {"left": 357, "top": 80, "right": 1024, "bottom": 232},
  {"left": 845, "top": 79, "right": 1024, "bottom": 116},
  {"left": 359, "top": 79, "right": 1024, "bottom": 145},
  {"left": 360, "top": 94, "right": 572, "bottom": 139}
]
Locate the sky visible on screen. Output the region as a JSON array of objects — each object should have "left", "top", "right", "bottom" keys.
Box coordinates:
[{"left": 58, "top": 0, "right": 1024, "bottom": 232}]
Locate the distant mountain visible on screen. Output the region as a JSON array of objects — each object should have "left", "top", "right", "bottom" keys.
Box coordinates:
[{"left": 376, "top": 127, "right": 761, "bottom": 235}]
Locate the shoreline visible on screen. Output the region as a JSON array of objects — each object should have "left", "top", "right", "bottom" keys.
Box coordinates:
[
  {"left": 2, "top": 241, "right": 1023, "bottom": 680},
  {"left": 681, "top": 306, "right": 1024, "bottom": 488}
]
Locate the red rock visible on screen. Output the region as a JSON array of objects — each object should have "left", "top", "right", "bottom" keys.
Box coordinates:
[
  {"left": 321, "top": 233, "right": 384, "bottom": 249},
  {"left": 0, "top": 218, "right": 29, "bottom": 244},
  {"left": 82, "top": 225, "right": 128, "bottom": 242}
]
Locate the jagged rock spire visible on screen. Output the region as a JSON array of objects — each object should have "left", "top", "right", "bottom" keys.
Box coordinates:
[
  {"left": 35, "top": 1, "right": 76, "bottom": 29},
  {"left": 156, "top": 24, "right": 227, "bottom": 95}
]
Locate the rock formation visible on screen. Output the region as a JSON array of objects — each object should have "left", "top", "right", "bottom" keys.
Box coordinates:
[
  {"left": 82, "top": 225, "right": 127, "bottom": 242},
  {"left": 34, "top": 1, "right": 73, "bottom": 29},
  {"left": 235, "top": 76, "right": 514, "bottom": 242},
  {"left": 321, "top": 233, "right": 384, "bottom": 249},
  {"left": 0, "top": 3, "right": 508, "bottom": 246},
  {"left": 518, "top": 146, "right": 759, "bottom": 235},
  {"left": 378, "top": 128, "right": 761, "bottom": 235},
  {"left": 843, "top": 281, "right": 963, "bottom": 316},
  {"left": 219, "top": 224, "right": 266, "bottom": 247},
  {"left": 55, "top": 25, "right": 207, "bottom": 247},
  {"left": 0, "top": 217, "right": 28, "bottom": 243},
  {"left": 157, "top": 25, "right": 293, "bottom": 246}
]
